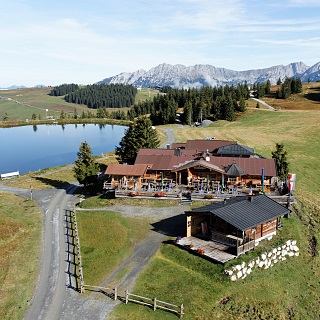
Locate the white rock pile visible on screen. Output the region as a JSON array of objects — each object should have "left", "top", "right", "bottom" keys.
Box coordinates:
[{"left": 225, "top": 240, "right": 299, "bottom": 281}]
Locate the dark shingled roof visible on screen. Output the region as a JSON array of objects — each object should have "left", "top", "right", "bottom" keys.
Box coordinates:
[
  {"left": 215, "top": 143, "right": 254, "bottom": 156},
  {"left": 225, "top": 162, "right": 245, "bottom": 176},
  {"left": 187, "top": 194, "right": 290, "bottom": 231}
]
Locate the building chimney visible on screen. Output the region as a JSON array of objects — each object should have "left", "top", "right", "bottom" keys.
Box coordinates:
[
  {"left": 205, "top": 149, "right": 210, "bottom": 161},
  {"left": 174, "top": 148, "right": 181, "bottom": 156},
  {"left": 248, "top": 195, "right": 254, "bottom": 202},
  {"left": 223, "top": 198, "right": 227, "bottom": 205},
  {"left": 166, "top": 144, "right": 170, "bottom": 149}
]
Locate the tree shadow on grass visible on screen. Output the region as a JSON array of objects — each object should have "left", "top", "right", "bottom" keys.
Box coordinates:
[
  {"left": 34, "top": 176, "right": 83, "bottom": 195},
  {"left": 304, "top": 88, "right": 320, "bottom": 102}
]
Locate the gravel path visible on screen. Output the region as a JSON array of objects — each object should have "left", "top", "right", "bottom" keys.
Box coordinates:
[
  {"left": 251, "top": 97, "right": 274, "bottom": 110},
  {"left": 160, "top": 125, "right": 186, "bottom": 148}
]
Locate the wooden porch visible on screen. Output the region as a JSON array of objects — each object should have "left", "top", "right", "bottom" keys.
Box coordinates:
[{"left": 176, "top": 236, "right": 236, "bottom": 264}]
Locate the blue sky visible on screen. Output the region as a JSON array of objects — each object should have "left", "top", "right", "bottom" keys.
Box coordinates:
[{"left": 1, "top": 0, "right": 319, "bottom": 87}]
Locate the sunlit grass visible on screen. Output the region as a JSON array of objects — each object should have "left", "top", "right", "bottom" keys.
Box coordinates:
[
  {"left": 76, "top": 209, "right": 151, "bottom": 285},
  {"left": 0, "top": 192, "right": 41, "bottom": 320}
]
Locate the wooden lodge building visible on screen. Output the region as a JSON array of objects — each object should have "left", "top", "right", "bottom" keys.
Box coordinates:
[
  {"left": 105, "top": 139, "right": 278, "bottom": 193},
  {"left": 185, "top": 194, "right": 290, "bottom": 256}
]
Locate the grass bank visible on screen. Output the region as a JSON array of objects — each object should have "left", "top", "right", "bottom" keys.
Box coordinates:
[
  {"left": 0, "top": 192, "right": 41, "bottom": 320},
  {"left": 76, "top": 209, "right": 151, "bottom": 285}
]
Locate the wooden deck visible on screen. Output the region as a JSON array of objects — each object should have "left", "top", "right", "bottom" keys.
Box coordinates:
[{"left": 177, "top": 236, "right": 236, "bottom": 264}]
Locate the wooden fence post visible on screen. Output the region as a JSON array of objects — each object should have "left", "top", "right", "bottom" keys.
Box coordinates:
[
  {"left": 153, "top": 298, "right": 157, "bottom": 311},
  {"left": 180, "top": 303, "right": 184, "bottom": 318},
  {"left": 114, "top": 287, "right": 117, "bottom": 301},
  {"left": 125, "top": 290, "right": 128, "bottom": 304}
]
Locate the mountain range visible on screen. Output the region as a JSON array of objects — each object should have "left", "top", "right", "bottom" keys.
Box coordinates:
[{"left": 98, "top": 61, "right": 320, "bottom": 89}]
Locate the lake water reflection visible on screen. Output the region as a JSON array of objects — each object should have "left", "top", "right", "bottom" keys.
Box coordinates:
[{"left": 0, "top": 123, "right": 126, "bottom": 174}]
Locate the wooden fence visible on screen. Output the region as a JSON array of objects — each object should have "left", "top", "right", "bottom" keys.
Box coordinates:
[
  {"left": 125, "top": 290, "right": 184, "bottom": 318},
  {"left": 237, "top": 240, "right": 255, "bottom": 255},
  {"left": 83, "top": 284, "right": 118, "bottom": 300},
  {"left": 70, "top": 208, "right": 85, "bottom": 293}
]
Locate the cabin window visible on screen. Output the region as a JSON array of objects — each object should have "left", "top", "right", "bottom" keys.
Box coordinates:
[{"left": 211, "top": 174, "right": 217, "bottom": 180}]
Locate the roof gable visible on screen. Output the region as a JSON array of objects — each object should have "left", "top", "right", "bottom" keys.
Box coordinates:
[
  {"left": 172, "top": 159, "right": 225, "bottom": 173},
  {"left": 225, "top": 162, "right": 245, "bottom": 176}
]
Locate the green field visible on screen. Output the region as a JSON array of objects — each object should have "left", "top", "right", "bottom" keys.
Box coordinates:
[
  {"left": 0, "top": 192, "right": 41, "bottom": 320},
  {"left": 76, "top": 209, "right": 151, "bottom": 285},
  {"left": 0, "top": 86, "right": 159, "bottom": 122}
]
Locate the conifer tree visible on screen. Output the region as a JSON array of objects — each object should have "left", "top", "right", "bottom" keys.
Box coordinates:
[
  {"left": 73, "top": 141, "right": 100, "bottom": 186},
  {"left": 272, "top": 143, "right": 289, "bottom": 181},
  {"left": 115, "top": 117, "right": 160, "bottom": 164}
]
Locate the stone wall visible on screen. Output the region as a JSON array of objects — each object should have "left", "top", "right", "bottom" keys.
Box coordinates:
[{"left": 224, "top": 240, "right": 299, "bottom": 281}]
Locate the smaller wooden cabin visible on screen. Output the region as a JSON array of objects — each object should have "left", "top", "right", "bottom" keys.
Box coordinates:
[{"left": 185, "top": 194, "right": 290, "bottom": 256}]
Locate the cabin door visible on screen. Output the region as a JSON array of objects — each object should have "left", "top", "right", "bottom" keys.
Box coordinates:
[{"left": 181, "top": 171, "right": 188, "bottom": 185}]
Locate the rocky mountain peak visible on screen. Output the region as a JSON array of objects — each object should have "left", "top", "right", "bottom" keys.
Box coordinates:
[{"left": 98, "top": 61, "right": 319, "bottom": 89}]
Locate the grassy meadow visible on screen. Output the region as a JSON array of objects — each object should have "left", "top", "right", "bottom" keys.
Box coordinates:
[
  {"left": 0, "top": 192, "right": 41, "bottom": 320},
  {"left": 0, "top": 86, "right": 158, "bottom": 122},
  {"left": 76, "top": 209, "right": 151, "bottom": 286}
]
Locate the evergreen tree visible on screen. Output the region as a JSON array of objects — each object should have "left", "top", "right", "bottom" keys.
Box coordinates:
[
  {"left": 272, "top": 143, "right": 289, "bottom": 181},
  {"left": 73, "top": 141, "right": 100, "bottom": 186},
  {"left": 265, "top": 80, "right": 271, "bottom": 94},
  {"left": 60, "top": 110, "right": 66, "bottom": 120},
  {"left": 73, "top": 108, "right": 78, "bottom": 119},
  {"left": 115, "top": 117, "right": 160, "bottom": 164},
  {"left": 237, "top": 96, "right": 246, "bottom": 112}
]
